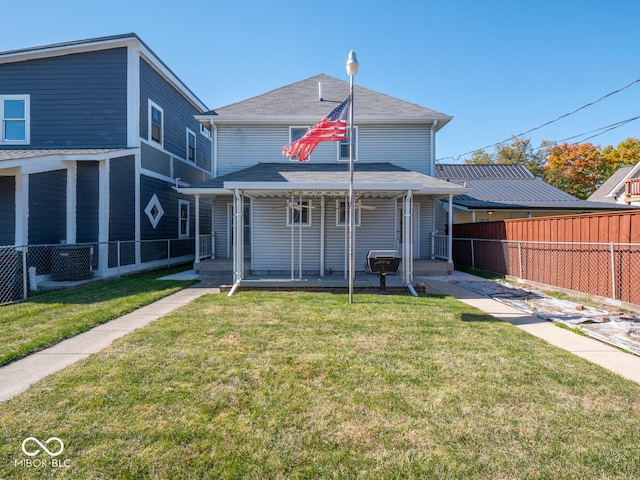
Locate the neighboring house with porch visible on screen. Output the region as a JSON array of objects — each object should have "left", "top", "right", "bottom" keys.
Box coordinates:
[
  {"left": 0, "top": 34, "right": 213, "bottom": 285},
  {"left": 434, "top": 163, "right": 631, "bottom": 228},
  {"left": 177, "top": 74, "right": 467, "bottom": 288},
  {"left": 588, "top": 163, "right": 640, "bottom": 206}
]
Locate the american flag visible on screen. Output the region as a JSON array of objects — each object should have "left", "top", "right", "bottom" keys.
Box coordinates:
[{"left": 282, "top": 97, "right": 350, "bottom": 161}]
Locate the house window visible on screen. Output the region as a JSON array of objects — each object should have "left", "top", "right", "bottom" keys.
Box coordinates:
[
  {"left": 186, "top": 128, "right": 196, "bottom": 162},
  {"left": 1, "top": 95, "right": 29, "bottom": 144},
  {"left": 286, "top": 200, "right": 312, "bottom": 226},
  {"left": 338, "top": 127, "right": 357, "bottom": 161},
  {"left": 149, "top": 101, "right": 163, "bottom": 145},
  {"left": 199, "top": 123, "right": 211, "bottom": 139},
  {"left": 336, "top": 200, "right": 361, "bottom": 226},
  {"left": 287, "top": 127, "right": 309, "bottom": 161},
  {"left": 179, "top": 200, "right": 190, "bottom": 238}
]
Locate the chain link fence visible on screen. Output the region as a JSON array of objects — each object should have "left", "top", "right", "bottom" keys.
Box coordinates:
[
  {"left": 0, "top": 238, "right": 202, "bottom": 305},
  {"left": 453, "top": 238, "right": 640, "bottom": 306}
]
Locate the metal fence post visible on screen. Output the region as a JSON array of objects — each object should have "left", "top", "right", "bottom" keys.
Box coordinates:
[
  {"left": 610, "top": 243, "right": 616, "bottom": 301},
  {"left": 470, "top": 239, "right": 475, "bottom": 269},
  {"left": 167, "top": 239, "right": 171, "bottom": 268},
  {"left": 518, "top": 241, "right": 523, "bottom": 280},
  {"left": 117, "top": 240, "right": 121, "bottom": 278},
  {"left": 22, "top": 246, "right": 28, "bottom": 300}
]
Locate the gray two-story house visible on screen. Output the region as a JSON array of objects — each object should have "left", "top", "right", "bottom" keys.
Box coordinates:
[
  {"left": 0, "top": 34, "right": 213, "bottom": 283},
  {"left": 178, "top": 74, "right": 466, "bottom": 287}
]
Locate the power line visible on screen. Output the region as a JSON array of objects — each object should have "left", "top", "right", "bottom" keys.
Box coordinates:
[
  {"left": 527, "top": 116, "right": 640, "bottom": 154},
  {"left": 440, "top": 77, "right": 640, "bottom": 161}
]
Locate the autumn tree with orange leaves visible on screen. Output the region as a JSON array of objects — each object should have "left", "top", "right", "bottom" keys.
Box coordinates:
[{"left": 544, "top": 138, "right": 640, "bottom": 199}]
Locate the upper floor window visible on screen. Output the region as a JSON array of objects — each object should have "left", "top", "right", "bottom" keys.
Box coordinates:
[
  {"left": 288, "top": 126, "right": 309, "bottom": 161},
  {"left": 186, "top": 128, "right": 196, "bottom": 162},
  {"left": 149, "top": 100, "right": 163, "bottom": 145},
  {"left": 338, "top": 127, "right": 357, "bottom": 161},
  {"left": 1, "top": 95, "right": 29, "bottom": 144},
  {"left": 200, "top": 123, "right": 211, "bottom": 139}
]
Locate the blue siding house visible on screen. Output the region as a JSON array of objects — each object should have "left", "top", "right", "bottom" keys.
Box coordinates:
[{"left": 0, "top": 34, "right": 213, "bottom": 281}]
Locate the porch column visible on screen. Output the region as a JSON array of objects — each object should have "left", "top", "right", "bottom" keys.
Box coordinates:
[
  {"left": 403, "top": 190, "right": 414, "bottom": 284},
  {"left": 194, "top": 194, "right": 200, "bottom": 265},
  {"left": 448, "top": 194, "right": 453, "bottom": 264},
  {"left": 233, "top": 189, "right": 244, "bottom": 283}
]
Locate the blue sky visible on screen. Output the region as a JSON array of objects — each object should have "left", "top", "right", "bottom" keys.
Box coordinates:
[{"left": 2, "top": 0, "right": 639, "bottom": 162}]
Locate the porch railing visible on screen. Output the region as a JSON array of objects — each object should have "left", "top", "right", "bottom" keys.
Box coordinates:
[
  {"left": 433, "top": 234, "right": 449, "bottom": 260},
  {"left": 199, "top": 234, "right": 215, "bottom": 260},
  {"left": 625, "top": 178, "right": 640, "bottom": 202}
]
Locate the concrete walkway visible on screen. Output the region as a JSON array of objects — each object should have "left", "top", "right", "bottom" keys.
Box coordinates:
[
  {"left": 0, "top": 282, "right": 221, "bottom": 403},
  {"left": 420, "top": 273, "right": 640, "bottom": 384},
  {"left": 1, "top": 270, "right": 639, "bottom": 404}
]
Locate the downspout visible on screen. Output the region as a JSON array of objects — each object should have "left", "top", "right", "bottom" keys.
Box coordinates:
[
  {"left": 320, "top": 196, "right": 325, "bottom": 276},
  {"left": 448, "top": 194, "right": 453, "bottom": 264},
  {"left": 210, "top": 119, "right": 218, "bottom": 178},
  {"left": 430, "top": 119, "right": 438, "bottom": 175},
  {"left": 228, "top": 188, "right": 242, "bottom": 296},
  {"left": 404, "top": 190, "right": 418, "bottom": 296}
]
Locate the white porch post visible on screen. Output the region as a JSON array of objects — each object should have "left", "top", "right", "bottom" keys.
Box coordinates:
[
  {"left": 233, "top": 189, "right": 244, "bottom": 283},
  {"left": 403, "top": 190, "right": 414, "bottom": 284},
  {"left": 320, "top": 195, "right": 325, "bottom": 276},
  {"left": 448, "top": 193, "right": 453, "bottom": 264},
  {"left": 194, "top": 194, "right": 200, "bottom": 264}
]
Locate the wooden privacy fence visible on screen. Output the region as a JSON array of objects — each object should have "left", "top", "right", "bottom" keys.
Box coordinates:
[{"left": 452, "top": 210, "right": 640, "bottom": 306}]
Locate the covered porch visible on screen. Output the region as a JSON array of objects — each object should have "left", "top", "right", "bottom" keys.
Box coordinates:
[{"left": 178, "top": 163, "right": 466, "bottom": 293}]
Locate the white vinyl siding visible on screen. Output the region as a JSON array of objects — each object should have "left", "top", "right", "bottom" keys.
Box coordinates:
[{"left": 216, "top": 124, "right": 433, "bottom": 176}]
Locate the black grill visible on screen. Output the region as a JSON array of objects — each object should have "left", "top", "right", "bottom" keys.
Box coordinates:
[{"left": 366, "top": 250, "right": 401, "bottom": 291}]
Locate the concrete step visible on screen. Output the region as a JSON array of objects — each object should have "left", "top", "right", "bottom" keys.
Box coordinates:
[
  {"left": 194, "top": 259, "right": 233, "bottom": 274},
  {"left": 413, "top": 260, "right": 453, "bottom": 276}
]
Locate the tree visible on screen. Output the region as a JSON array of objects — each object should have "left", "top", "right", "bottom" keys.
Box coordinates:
[
  {"left": 465, "top": 135, "right": 546, "bottom": 177},
  {"left": 601, "top": 137, "right": 640, "bottom": 170},
  {"left": 543, "top": 142, "right": 602, "bottom": 199},
  {"left": 543, "top": 138, "right": 640, "bottom": 199}
]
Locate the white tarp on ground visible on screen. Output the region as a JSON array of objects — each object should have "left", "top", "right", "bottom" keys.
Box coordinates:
[{"left": 452, "top": 279, "right": 640, "bottom": 357}]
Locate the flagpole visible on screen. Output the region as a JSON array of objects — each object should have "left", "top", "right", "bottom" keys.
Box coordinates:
[{"left": 346, "top": 50, "right": 359, "bottom": 304}]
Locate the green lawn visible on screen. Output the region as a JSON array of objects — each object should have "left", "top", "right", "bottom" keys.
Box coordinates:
[
  {"left": 1, "top": 291, "right": 639, "bottom": 479},
  {"left": 0, "top": 267, "right": 195, "bottom": 367}
]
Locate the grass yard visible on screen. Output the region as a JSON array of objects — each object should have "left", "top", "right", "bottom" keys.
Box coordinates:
[
  {"left": 1, "top": 291, "right": 639, "bottom": 479},
  {"left": 0, "top": 267, "right": 196, "bottom": 366}
]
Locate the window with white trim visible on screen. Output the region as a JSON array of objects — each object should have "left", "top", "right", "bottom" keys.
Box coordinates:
[
  {"left": 287, "top": 126, "right": 309, "bottom": 161},
  {"left": 178, "top": 200, "right": 190, "bottom": 238},
  {"left": 1, "top": 95, "right": 29, "bottom": 144},
  {"left": 200, "top": 123, "right": 211, "bottom": 139},
  {"left": 336, "top": 200, "right": 361, "bottom": 226},
  {"left": 149, "top": 100, "right": 163, "bottom": 145},
  {"left": 186, "top": 128, "right": 196, "bottom": 162},
  {"left": 338, "top": 126, "right": 357, "bottom": 161},
  {"left": 286, "top": 200, "right": 312, "bottom": 226}
]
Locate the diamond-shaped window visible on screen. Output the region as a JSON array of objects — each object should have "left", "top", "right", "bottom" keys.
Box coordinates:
[{"left": 144, "top": 194, "right": 165, "bottom": 229}]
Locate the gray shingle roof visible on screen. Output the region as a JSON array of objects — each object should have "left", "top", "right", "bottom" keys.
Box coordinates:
[
  {"left": 207, "top": 74, "right": 451, "bottom": 123},
  {"left": 587, "top": 166, "right": 634, "bottom": 203},
  {"left": 435, "top": 163, "right": 633, "bottom": 211},
  {"left": 187, "top": 162, "right": 465, "bottom": 193}
]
